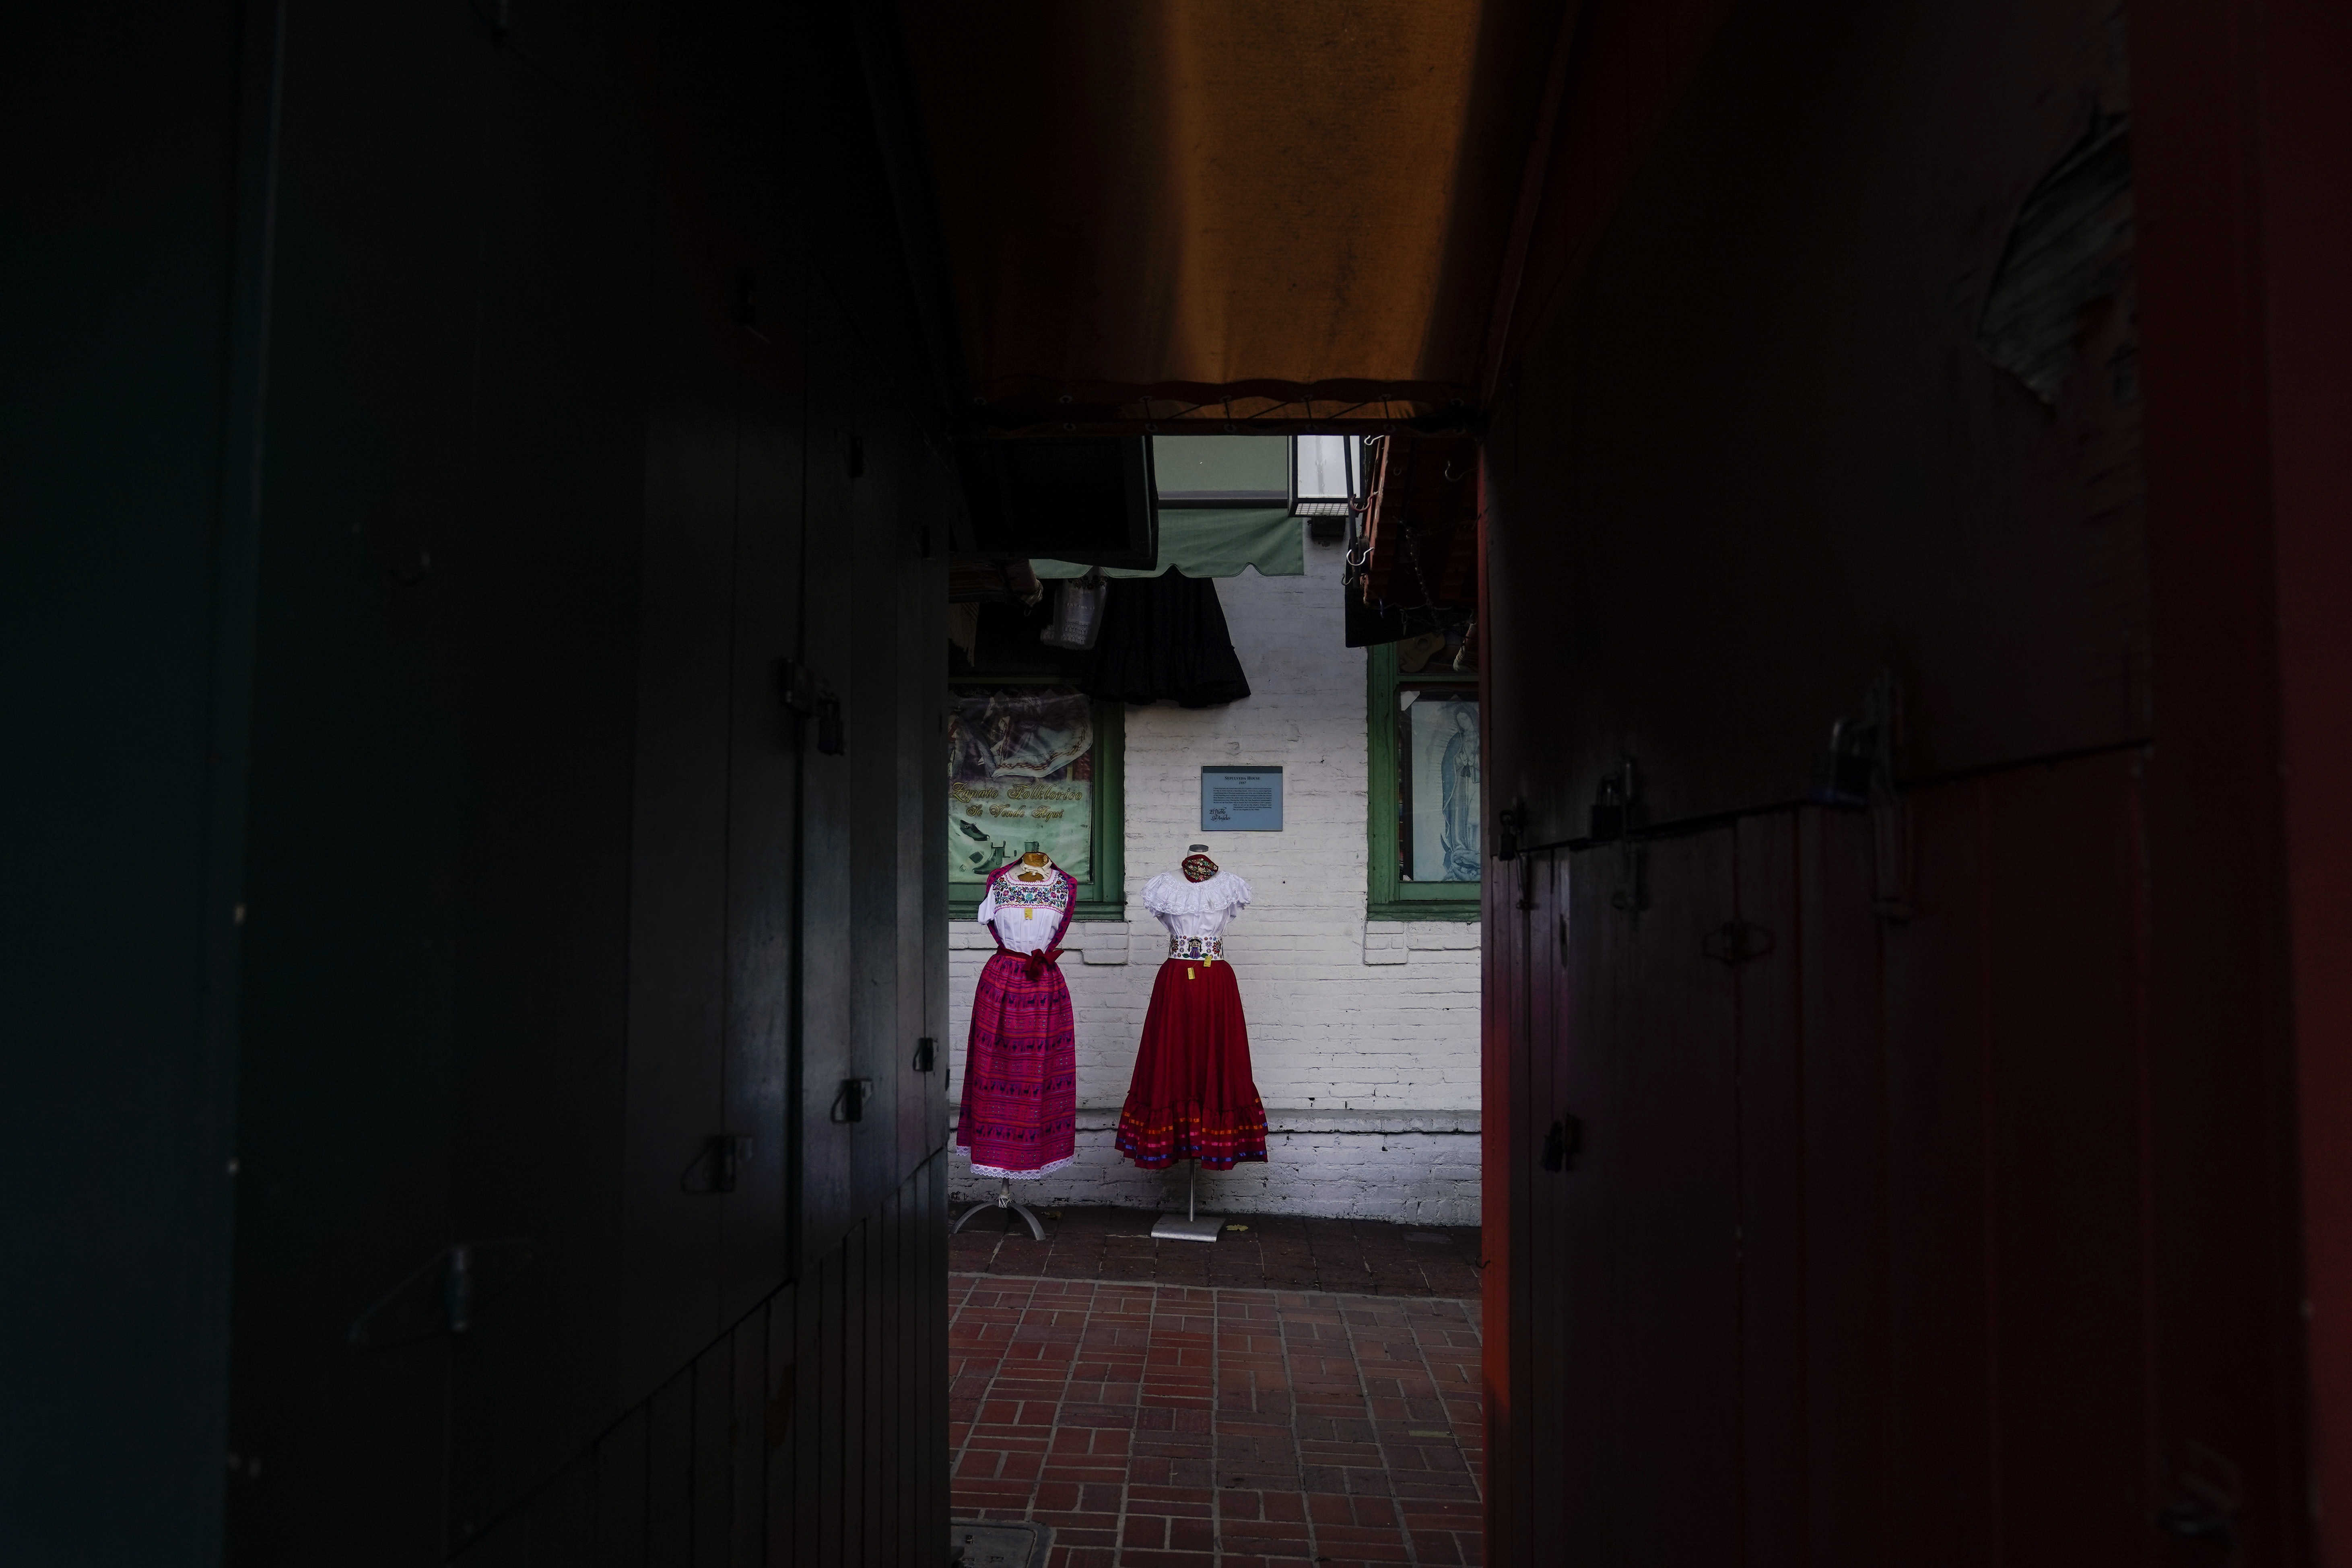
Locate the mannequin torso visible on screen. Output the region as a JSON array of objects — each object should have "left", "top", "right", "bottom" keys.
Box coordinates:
[
  {"left": 977, "top": 852, "right": 1075, "bottom": 952},
  {"left": 1140, "top": 863, "right": 1252, "bottom": 942}
]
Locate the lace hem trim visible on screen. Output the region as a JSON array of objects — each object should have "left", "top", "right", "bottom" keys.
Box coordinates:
[{"left": 964, "top": 1154, "right": 1075, "bottom": 1180}]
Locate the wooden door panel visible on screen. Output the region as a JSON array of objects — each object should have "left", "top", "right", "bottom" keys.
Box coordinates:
[
  {"left": 1875, "top": 755, "right": 2156, "bottom": 1563},
  {"left": 761, "top": 1283, "right": 801, "bottom": 1561},
  {"left": 1527, "top": 776, "right": 2155, "bottom": 1562},
  {"left": 718, "top": 288, "right": 808, "bottom": 1327},
  {"left": 915, "top": 502, "right": 953, "bottom": 1179},
  {"left": 1552, "top": 842, "right": 1610, "bottom": 1558},
  {"left": 618, "top": 300, "right": 738, "bottom": 1407},
  {"left": 1877, "top": 779, "right": 1998, "bottom": 1566},
  {"left": 794, "top": 300, "right": 860, "bottom": 1271},
  {"left": 595, "top": 1407, "right": 649, "bottom": 1566},
  {"left": 1978, "top": 755, "right": 2152, "bottom": 1564},
  {"left": 646, "top": 1373, "right": 694, "bottom": 1562},
  {"left": 1558, "top": 828, "right": 1741, "bottom": 1564},
  {"left": 221, "top": 2, "right": 493, "bottom": 1557},
  {"left": 726, "top": 1304, "right": 767, "bottom": 1568},
  {"left": 1484, "top": 848, "right": 1534, "bottom": 1566},
  {"left": 1791, "top": 807, "right": 1888, "bottom": 1560},
  {"left": 1522, "top": 849, "right": 1571, "bottom": 1566},
  {"left": 793, "top": 1242, "right": 830, "bottom": 1565},
  {"left": 439, "top": 1155, "right": 950, "bottom": 1563},
  {"left": 691, "top": 1340, "right": 734, "bottom": 1560},
  {"left": 214, "top": 0, "right": 953, "bottom": 1554},
  {"left": 883, "top": 432, "right": 950, "bottom": 1188},
  {"left": 849, "top": 373, "right": 910, "bottom": 1221},
  {"left": 528, "top": 1454, "right": 598, "bottom": 1567},
  {"left": 1731, "top": 811, "right": 1807, "bottom": 1568},
  {"left": 445, "top": 31, "right": 653, "bottom": 1535}
]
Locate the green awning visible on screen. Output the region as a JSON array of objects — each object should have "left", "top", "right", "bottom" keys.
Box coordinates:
[
  {"left": 1033, "top": 506, "right": 1302, "bottom": 579},
  {"left": 1150, "top": 436, "right": 1287, "bottom": 502}
]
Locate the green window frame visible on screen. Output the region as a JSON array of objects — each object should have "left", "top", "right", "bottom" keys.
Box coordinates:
[
  {"left": 947, "top": 678, "right": 1126, "bottom": 922},
  {"left": 1366, "top": 642, "right": 1481, "bottom": 921}
]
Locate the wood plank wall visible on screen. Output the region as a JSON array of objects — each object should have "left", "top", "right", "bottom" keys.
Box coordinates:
[
  {"left": 446, "top": 1151, "right": 950, "bottom": 1567},
  {"left": 1479, "top": 0, "right": 2315, "bottom": 1557},
  {"left": 209, "top": 2, "right": 957, "bottom": 1561},
  {"left": 1487, "top": 760, "right": 2156, "bottom": 1564},
  {"left": 4, "top": 4, "right": 268, "bottom": 1557}
]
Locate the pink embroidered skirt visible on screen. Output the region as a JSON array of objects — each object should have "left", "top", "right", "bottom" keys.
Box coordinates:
[
  {"left": 1115, "top": 957, "right": 1268, "bottom": 1170},
  {"left": 956, "top": 950, "right": 1077, "bottom": 1177}
]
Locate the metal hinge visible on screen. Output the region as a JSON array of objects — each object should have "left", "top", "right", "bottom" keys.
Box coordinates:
[
  {"left": 1540, "top": 1115, "right": 1583, "bottom": 1172},
  {"left": 349, "top": 1242, "right": 517, "bottom": 1347},
  {"left": 2154, "top": 1502, "right": 2234, "bottom": 1547},
  {"left": 1812, "top": 671, "right": 1913, "bottom": 921},
  {"left": 1703, "top": 921, "right": 1777, "bottom": 964}
]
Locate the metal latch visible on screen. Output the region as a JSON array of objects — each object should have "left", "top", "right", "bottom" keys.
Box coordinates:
[
  {"left": 349, "top": 1242, "right": 504, "bottom": 1346},
  {"left": 1811, "top": 672, "right": 1912, "bottom": 919},
  {"left": 1540, "top": 1115, "right": 1583, "bottom": 1172},
  {"left": 1813, "top": 715, "right": 1879, "bottom": 806},
  {"left": 830, "top": 1078, "right": 874, "bottom": 1124},
  {"left": 680, "top": 1134, "right": 754, "bottom": 1194},
  {"left": 1589, "top": 757, "right": 1639, "bottom": 841},
  {"left": 777, "top": 658, "right": 845, "bottom": 755},
  {"left": 1493, "top": 803, "right": 1523, "bottom": 862}
]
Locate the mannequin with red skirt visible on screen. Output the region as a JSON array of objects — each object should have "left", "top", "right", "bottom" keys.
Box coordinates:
[{"left": 1115, "top": 847, "right": 1270, "bottom": 1175}]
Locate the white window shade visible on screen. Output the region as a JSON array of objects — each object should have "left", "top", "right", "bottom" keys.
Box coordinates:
[{"left": 1290, "top": 435, "right": 1361, "bottom": 517}]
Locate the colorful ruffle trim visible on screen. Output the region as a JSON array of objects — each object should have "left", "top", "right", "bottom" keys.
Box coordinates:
[{"left": 1113, "top": 1100, "right": 1270, "bottom": 1170}]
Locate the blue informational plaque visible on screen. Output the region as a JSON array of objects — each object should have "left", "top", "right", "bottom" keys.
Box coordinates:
[{"left": 1200, "top": 766, "right": 1283, "bottom": 831}]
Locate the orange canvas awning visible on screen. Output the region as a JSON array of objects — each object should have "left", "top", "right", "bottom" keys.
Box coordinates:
[{"left": 897, "top": 0, "right": 1576, "bottom": 431}]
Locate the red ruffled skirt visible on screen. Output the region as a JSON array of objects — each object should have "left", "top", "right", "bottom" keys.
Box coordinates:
[
  {"left": 957, "top": 951, "right": 1077, "bottom": 1177},
  {"left": 1115, "top": 957, "right": 1268, "bottom": 1169}
]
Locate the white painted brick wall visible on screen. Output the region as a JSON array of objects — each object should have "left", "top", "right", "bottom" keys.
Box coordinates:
[
  {"left": 947, "top": 1111, "right": 1482, "bottom": 1226},
  {"left": 948, "top": 527, "right": 1483, "bottom": 1222}
]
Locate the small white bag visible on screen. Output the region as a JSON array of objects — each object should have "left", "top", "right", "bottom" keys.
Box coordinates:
[{"left": 1039, "top": 570, "right": 1107, "bottom": 650}]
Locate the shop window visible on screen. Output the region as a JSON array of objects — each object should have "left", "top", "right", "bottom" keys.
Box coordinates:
[
  {"left": 1366, "top": 640, "right": 1480, "bottom": 921},
  {"left": 948, "top": 681, "right": 1125, "bottom": 920}
]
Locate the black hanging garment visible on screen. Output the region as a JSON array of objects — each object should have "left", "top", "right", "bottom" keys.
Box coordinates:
[{"left": 1083, "top": 568, "right": 1252, "bottom": 707}]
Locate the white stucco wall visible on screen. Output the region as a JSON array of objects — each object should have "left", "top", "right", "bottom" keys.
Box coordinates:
[{"left": 947, "top": 527, "right": 1483, "bottom": 1224}]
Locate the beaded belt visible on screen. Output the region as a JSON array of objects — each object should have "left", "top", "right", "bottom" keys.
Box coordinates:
[{"left": 1168, "top": 935, "right": 1224, "bottom": 961}]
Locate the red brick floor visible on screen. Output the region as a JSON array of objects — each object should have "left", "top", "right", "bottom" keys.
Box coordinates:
[
  {"left": 950, "top": 1205, "right": 1486, "bottom": 1299},
  {"left": 949, "top": 1272, "right": 1484, "bottom": 1567}
]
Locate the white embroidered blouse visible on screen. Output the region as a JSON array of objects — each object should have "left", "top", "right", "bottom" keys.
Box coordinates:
[
  {"left": 976, "top": 863, "right": 1076, "bottom": 951},
  {"left": 1139, "top": 868, "right": 1253, "bottom": 940}
]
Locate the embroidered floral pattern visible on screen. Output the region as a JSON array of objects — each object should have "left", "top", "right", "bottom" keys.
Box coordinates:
[{"left": 992, "top": 876, "right": 1070, "bottom": 911}]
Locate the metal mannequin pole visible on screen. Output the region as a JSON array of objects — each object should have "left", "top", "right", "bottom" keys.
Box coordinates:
[{"left": 1151, "top": 1158, "right": 1222, "bottom": 1242}]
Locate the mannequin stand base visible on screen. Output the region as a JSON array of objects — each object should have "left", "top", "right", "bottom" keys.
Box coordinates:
[
  {"left": 952, "top": 1177, "right": 1046, "bottom": 1241},
  {"left": 1150, "top": 1213, "right": 1223, "bottom": 1243},
  {"left": 1150, "top": 1158, "right": 1221, "bottom": 1242}
]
